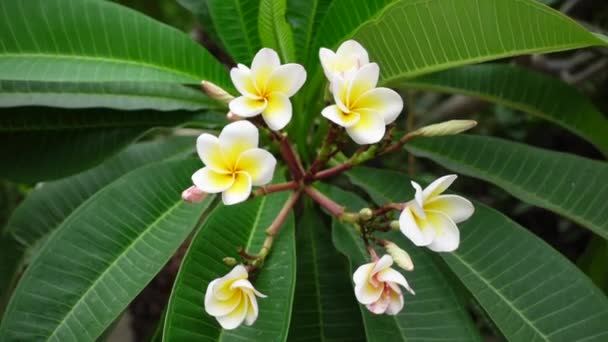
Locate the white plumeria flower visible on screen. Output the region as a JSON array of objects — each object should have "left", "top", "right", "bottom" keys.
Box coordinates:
[
  {"left": 353, "top": 255, "right": 414, "bottom": 315},
  {"left": 204, "top": 265, "right": 266, "bottom": 330},
  {"left": 321, "top": 63, "right": 403, "bottom": 144},
  {"left": 192, "top": 121, "right": 277, "bottom": 205},
  {"left": 319, "top": 40, "right": 369, "bottom": 81},
  {"left": 228, "top": 48, "right": 307, "bottom": 130},
  {"left": 399, "top": 175, "right": 475, "bottom": 252}
]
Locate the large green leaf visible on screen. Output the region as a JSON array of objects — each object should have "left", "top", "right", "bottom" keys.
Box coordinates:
[
  {"left": 406, "top": 135, "right": 608, "bottom": 240},
  {"left": 163, "top": 176, "right": 296, "bottom": 341},
  {"left": 286, "top": 0, "right": 332, "bottom": 63},
  {"left": 287, "top": 204, "right": 366, "bottom": 341},
  {"left": 0, "top": 158, "right": 213, "bottom": 341},
  {"left": 401, "top": 64, "right": 608, "bottom": 155},
  {"left": 0, "top": 0, "right": 230, "bottom": 86},
  {"left": 319, "top": 184, "right": 481, "bottom": 341},
  {"left": 0, "top": 80, "right": 220, "bottom": 112},
  {"left": 259, "top": 0, "right": 296, "bottom": 62},
  {"left": 0, "top": 107, "right": 195, "bottom": 182},
  {"left": 207, "top": 0, "right": 262, "bottom": 64},
  {"left": 354, "top": 0, "right": 608, "bottom": 83},
  {"left": 346, "top": 166, "right": 608, "bottom": 341}
]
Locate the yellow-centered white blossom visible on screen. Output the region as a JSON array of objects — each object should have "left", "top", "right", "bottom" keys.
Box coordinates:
[
  {"left": 229, "top": 48, "right": 307, "bottom": 130},
  {"left": 319, "top": 40, "right": 369, "bottom": 80},
  {"left": 399, "top": 175, "right": 474, "bottom": 252},
  {"left": 204, "top": 265, "right": 266, "bottom": 330},
  {"left": 354, "top": 255, "right": 414, "bottom": 315},
  {"left": 192, "top": 121, "right": 276, "bottom": 205},
  {"left": 321, "top": 63, "right": 403, "bottom": 144}
]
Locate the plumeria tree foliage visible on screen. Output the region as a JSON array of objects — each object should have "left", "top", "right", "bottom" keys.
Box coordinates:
[{"left": 1, "top": 0, "right": 608, "bottom": 341}]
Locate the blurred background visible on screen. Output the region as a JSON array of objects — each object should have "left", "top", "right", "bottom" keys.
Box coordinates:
[{"left": 1, "top": 0, "right": 606, "bottom": 340}]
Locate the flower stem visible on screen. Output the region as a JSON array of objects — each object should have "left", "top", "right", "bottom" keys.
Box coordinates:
[
  {"left": 272, "top": 131, "right": 305, "bottom": 180},
  {"left": 303, "top": 186, "right": 345, "bottom": 217},
  {"left": 252, "top": 181, "right": 299, "bottom": 197},
  {"left": 312, "top": 162, "right": 353, "bottom": 181}
]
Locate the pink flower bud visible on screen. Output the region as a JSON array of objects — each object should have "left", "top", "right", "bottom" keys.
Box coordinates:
[{"left": 182, "top": 185, "right": 206, "bottom": 203}]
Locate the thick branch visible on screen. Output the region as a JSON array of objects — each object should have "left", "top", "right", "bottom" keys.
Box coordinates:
[
  {"left": 304, "top": 186, "right": 345, "bottom": 217},
  {"left": 252, "top": 181, "right": 299, "bottom": 197}
]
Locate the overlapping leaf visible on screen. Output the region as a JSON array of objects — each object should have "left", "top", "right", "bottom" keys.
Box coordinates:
[
  {"left": 0, "top": 0, "right": 230, "bottom": 86},
  {"left": 406, "top": 135, "right": 608, "bottom": 239},
  {"left": 0, "top": 159, "right": 214, "bottom": 341},
  {"left": 259, "top": 0, "right": 296, "bottom": 62},
  {"left": 346, "top": 166, "right": 608, "bottom": 341},
  {"left": 402, "top": 64, "right": 608, "bottom": 154},
  {"left": 286, "top": 0, "right": 332, "bottom": 62},
  {"left": 288, "top": 204, "right": 366, "bottom": 341},
  {"left": 319, "top": 184, "right": 480, "bottom": 341},
  {"left": 163, "top": 176, "right": 296, "bottom": 341}
]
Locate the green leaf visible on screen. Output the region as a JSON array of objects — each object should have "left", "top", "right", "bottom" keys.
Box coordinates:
[
  {"left": 259, "top": 0, "right": 296, "bottom": 62},
  {"left": 401, "top": 64, "right": 608, "bottom": 155},
  {"left": 0, "top": 158, "right": 214, "bottom": 341},
  {"left": 0, "top": 80, "right": 220, "bottom": 112},
  {"left": 207, "top": 0, "right": 262, "bottom": 64},
  {"left": 287, "top": 204, "right": 366, "bottom": 341},
  {"left": 0, "top": 107, "right": 196, "bottom": 182},
  {"left": 286, "top": 0, "right": 332, "bottom": 62},
  {"left": 319, "top": 184, "right": 481, "bottom": 341},
  {"left": 346, "top": 166, "right": 608, "bottom": 341},
  {"left": 176, "top": 0, "right": 223, "bottom": 45},
  {"left": 163, "top": 177, "right": 296, "bottom": 341},
  {"left": 353, "top": 0, "right": 608, "bottom": 83},
  {"left": 406, "top": 135, "right": 608, "bottom": 240},
  {"left": 0, "top": 235, "right": 22, "bottom": 317},
  {"left": 0, "top": 0, "right": 230, "bottom": 86}
]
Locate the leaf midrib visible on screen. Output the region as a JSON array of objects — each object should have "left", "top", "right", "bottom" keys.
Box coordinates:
[{"left": 44, "top": 198, "right": 185, "bottom": 341}]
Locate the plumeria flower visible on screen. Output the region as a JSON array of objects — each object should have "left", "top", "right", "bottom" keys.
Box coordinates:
[
  {"left": 354, "top": 255, "right": 414, "bottom": 315},
  {"left": 399, "top": 175, "right": 475, "bottom": 252},
  {"left": 319, "top": 40, "right": 369, "bottom": 81},
  {"left": 321, "top": 63, "right": 403, "bottom": 144},
  {"left": 204, "top": 265, "right": 266, "bottom": 330},
  {"left": 229, "top": 48, "right": 307, "bottom": 130},
  {"left": 192, "top": 121, "right": 276, "bottom": 205}
]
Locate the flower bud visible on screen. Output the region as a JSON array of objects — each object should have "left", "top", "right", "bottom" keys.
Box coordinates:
[
  {"left": 413, "top": 120, "right": 477, "bottom": 137},
  {"left": 385, "top": 242, "right": 414, "bottom": 271},
  {"left": 201, "top": 80, "right": 234, "bottom": 103},
  {"left": 181, "top": 185, "right": 206, "bottom": 203},
  {"left": 359, "top": 208, "right": 373, "bottom": 221},
  {"left": 222, "top": 257, "right": 237, "bottom": 266},
  {"left": 389, "top": 220, "right": 400, "bottom": 231}
]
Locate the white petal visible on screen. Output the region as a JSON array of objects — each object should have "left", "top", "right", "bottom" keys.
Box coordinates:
[
  {"left": 205, "top": 289, "right": 242, "bottom": 317},
  {"left": 244, "top": 291, "right": 259, "bottom": 326},
  {"left": 355, "top": 281, "right": 383, "bottom": 305},
  {"left": 336, "top": 40, "right": 369, "bottom": 66},
  {"left": 319, "top": 48, "right": 337, "bottom": 80},
  {"left": 422, "top": 175, "right": 458, "bottom": 200},
  {"left": 265, "top": 64, "right": 307, "bottom": 97},
  {"left": 331, "top": 75, "right": 350, "bottom": 113},
  {"left": 353, "top": 263, "right": 374, "bottom": 286},
  {"left": 367, "top": 294, "right": 390, "bottom": 315},
  {"left": 425, "top": 210, "right": 460, "bottom": 252},
  {"left": 321, "top": 104, "right": 360, "bottom": 128},
  {"left": 262, "top": 92, "right": 292, "bottom": 130},
  {"left": 354, "top": 87, "right": 403, "bottom": 124},
  {"left": 222, "top": 172, "right": 252, "bottom": 205},
  {"left": 410, "top": 181, "right": 425, "bottom": 213},
  {"left": 215, "top": 297, "right": 248, "bottom": 330},
  {"left": 385, "top": 289, "right": 404, "bottom": 315},
  {"left": 425, "top": 195, "right": 474, "bottom": 224},
  {"left": 346, "top": 109, "right": 385, "bottom": 145},
  {"left": 229, "top": 96, "right": 267, "bottom": 118},
  {"left": 219, "top": 120, "right": 260, "bottom": 165},
  {"left": 399, "top": 207, "right": 434, "bottom": 246},
  {"left": 251, "top": 48, "right": 281, "bottom": 90},
  {"left": 230, "top": 67, "right": 259, "bottom": 98},
  {"left": 192, "top": 167, "right": 235, "bottom": 193},
  {"left": 347, "top": 63, "right": 379, "bottom": 105},
  {"left": 371, "top": 255, "right": 393, "bottom": 276},
  {"left": 225, "top": 264, "right": 249, "bottom": 281},
  {"left": 196, "top": 134, "right": 228, "bottom": 173},
  {"left": 236, "top": 148, "right": 277, "bottom": 186},
  {"left": 377, "top": 268, "right": 413, "bottom": 294}
]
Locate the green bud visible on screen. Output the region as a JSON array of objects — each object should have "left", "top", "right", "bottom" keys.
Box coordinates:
[
  {"left": 414, "top": 120, "right": 477, "bottom": 137},
  {"left": 359, "top": 208, "right": 373, "bottom": 221}
]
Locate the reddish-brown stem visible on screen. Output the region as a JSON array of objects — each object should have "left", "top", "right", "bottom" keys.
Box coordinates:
[
  {"left": 312, "top": 162, "right": 353, "bottom": 181},
  {"left": 272, "top": 131, "right": 305, "bottom": 180},
  {"left": 379, "top": 132, "right": 418, "bottom": 156},
  {"left": 306, "top": 125, "right": 340, "bottom": 177},
  {"left": 304, "top": 186, "right": 345, "bottom": 217},
  {"left": 367, "top": 246, "right": 379, "bottom": 261},
  {"left": 253, "top": 181, "right": 299, "bottom": 196}
]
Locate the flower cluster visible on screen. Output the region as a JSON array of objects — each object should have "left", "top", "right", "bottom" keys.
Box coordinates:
[{"left": 183, "top": 40, "right": 475, "bottom": 330}]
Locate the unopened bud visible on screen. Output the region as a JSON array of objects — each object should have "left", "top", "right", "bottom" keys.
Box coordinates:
[
  {"left": 414, "top": 120, "right": 477, "bottom": 137},
  {"left": 223, "top": 257, "right": 237, "bottom": 266},
  {"left": 389, "top": 220, "right": 400, "bottom": 231},
  {"left": 201, "top": 80, "right": 234, "bottom": 103},
  {"left": 359, "top": 208, "right": 373, "bottom": 221},
  {"left": 226, "top": 112, "right": 241, "bottom": 121},
  {"left": 181, "top": 185, "right": 206, "bottom": 203},
  {"left": 385, "top": 242, "right": 414, "bottom": 271}
]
